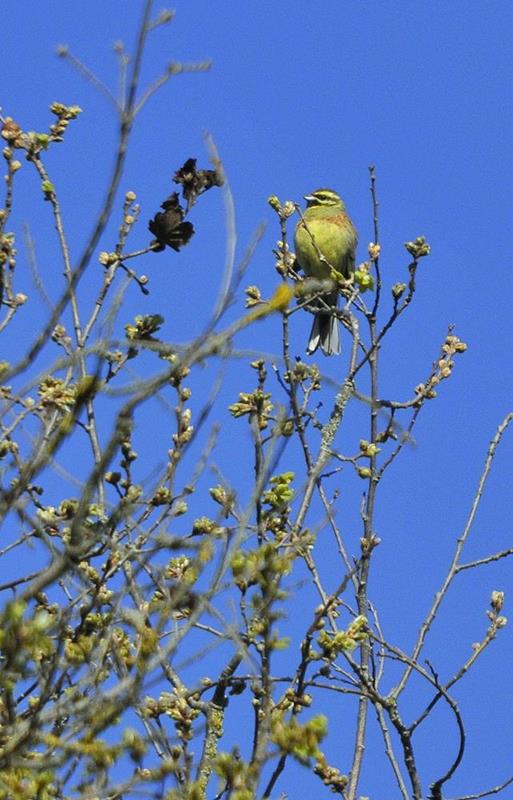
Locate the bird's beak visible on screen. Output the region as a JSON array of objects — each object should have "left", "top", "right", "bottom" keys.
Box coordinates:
[{"left": 303, "top": 194, "right": 315, "bottom": 202}]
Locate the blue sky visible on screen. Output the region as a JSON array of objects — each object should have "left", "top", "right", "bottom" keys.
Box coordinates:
[{"left": 2, "top": 2, "right": 513, "bottom": 798}]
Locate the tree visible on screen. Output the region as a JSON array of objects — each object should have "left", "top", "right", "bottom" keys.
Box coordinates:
[{"left": 0, "top": 4, "right": 511, "bottom": 799}]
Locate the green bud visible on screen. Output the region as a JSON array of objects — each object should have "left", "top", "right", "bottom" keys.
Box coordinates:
[
  {"left": 280, "top": 418, "right": 294, "bottom": 437},
  {"left": 173, "top": 500, "right": 187, "bottom": 516},
  {"left": 391, "top": 282, "right": 407, "bottom": 299},
  {"left": 245, "top": 285, "right": 262, "bottom": 308},
  {"left": 354, "top": 267, "right": 375, "bottom": 292},
  {"left": 404, "top": 236, "right": 431, "bottom": 259},
  {"left": 268, "top": 195, "right": 281, "bottom": 213},
  {"left": 151, "top": 487, "right": 172, "bottom": 506}
]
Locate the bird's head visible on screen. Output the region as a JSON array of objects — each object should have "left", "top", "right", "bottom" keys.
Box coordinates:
[{"left": 304, "top": 188, "right": 345, "bottom": 210}]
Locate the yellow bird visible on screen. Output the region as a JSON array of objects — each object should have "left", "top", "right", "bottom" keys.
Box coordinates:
[{"left": 294, "top": 188, "right": 357, "bottom": 355}]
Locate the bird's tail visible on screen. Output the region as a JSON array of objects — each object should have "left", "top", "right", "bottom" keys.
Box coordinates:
[{"left": 307, "top": 293, "right": 341, "bottom": 356}]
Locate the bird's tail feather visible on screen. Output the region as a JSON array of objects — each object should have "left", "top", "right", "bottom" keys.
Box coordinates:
[
  {"left": 307, "top": 312, "right": 341, "bottom": 356},
  {"left": 307, "top": 292, "right": 341, "bottom": 356}
]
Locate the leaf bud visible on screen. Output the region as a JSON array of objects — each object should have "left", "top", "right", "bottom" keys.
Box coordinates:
[
  {"left": 491, "top": 590, "right": 505, "bottom": 613},
  {"left": 391, "top": 282, "right": 406, "bottom": 299}
]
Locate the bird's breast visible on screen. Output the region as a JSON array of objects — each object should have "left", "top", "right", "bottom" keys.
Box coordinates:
[{"left": 294, "top": 216, "right": 356, "bottom": 278}]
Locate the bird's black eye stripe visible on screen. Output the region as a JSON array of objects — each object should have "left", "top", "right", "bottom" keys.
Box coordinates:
[{"left": 313, "top": 192, "right": 334, "bottom": 203}]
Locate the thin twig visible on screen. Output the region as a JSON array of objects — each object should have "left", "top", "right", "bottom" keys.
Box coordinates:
[{"left": 393, "top": 412, "right": 513, "bottom": 699}]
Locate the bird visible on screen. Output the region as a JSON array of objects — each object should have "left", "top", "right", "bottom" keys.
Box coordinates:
[{"left": 294, "top": 188, "right": 357, "bottom": 356}]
